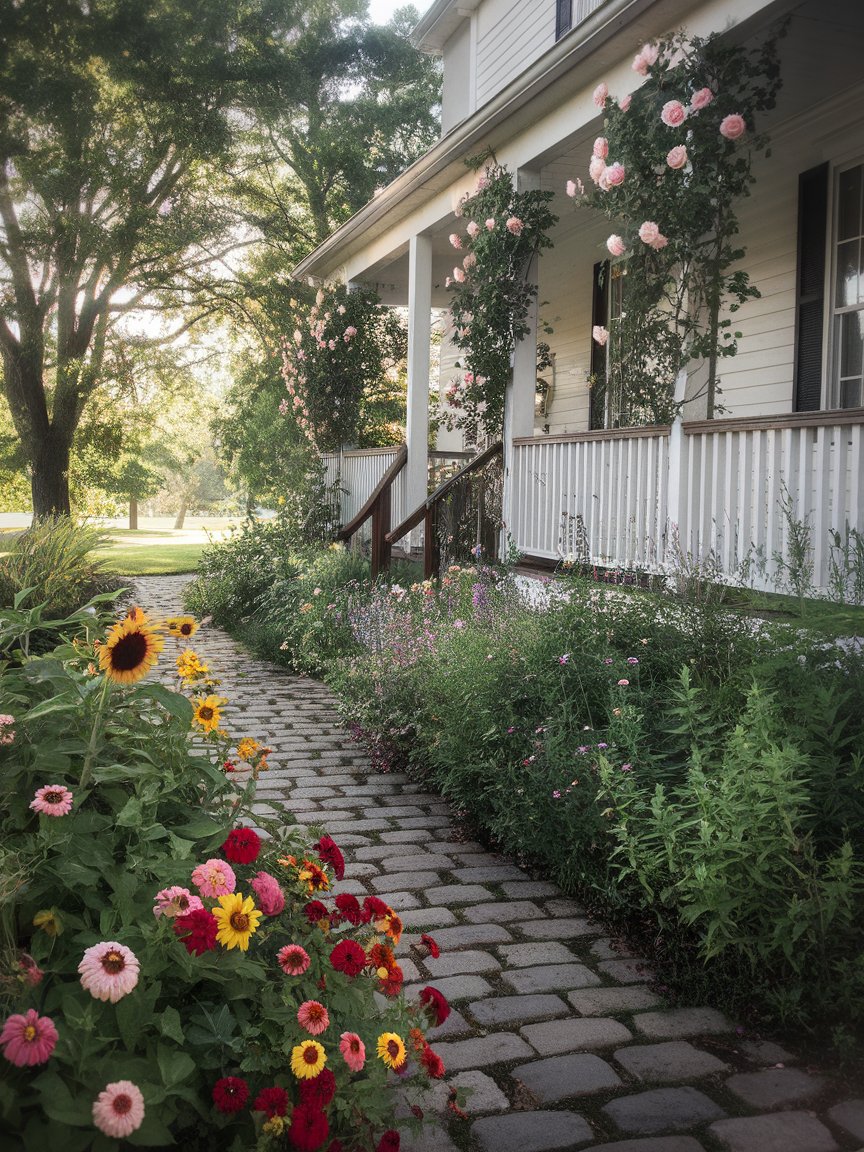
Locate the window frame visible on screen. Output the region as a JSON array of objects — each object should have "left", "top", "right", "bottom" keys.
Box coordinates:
[{"left": 827, "top": 156, "right": 864, "bottom": 410}]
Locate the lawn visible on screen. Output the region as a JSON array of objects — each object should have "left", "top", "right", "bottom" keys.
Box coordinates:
[{"left": 94, "top": 541, "right": 205, "bottom": 575}]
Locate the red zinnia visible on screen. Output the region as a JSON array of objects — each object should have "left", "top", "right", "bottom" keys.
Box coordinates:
[
  {"left": 376, "top": 1131, "right": 400, "bottom": 1152},
  {"left": 420, "top": 1046, "right": 445, "bottom": 1079},
  {"left": 418, "top": 986, "right": 450, "bottom": 1027},
  {"left": 363, "top": 895, "right": 390, "bottom": 920},
  {"left": 299, "top": 1067, "right": 336, "bottom": 1109},
  {"left": 316, "top": 835, "right": 345, "bottom": 881},
  {"left": 330, "top": 939, "right": 366, "bottom": 978},
  {"left": 222, "top": 827, "right": 261, "bottom": 864},
  {"left": 288, "top": 1102, "right": 329, "bottom": 1152},
  {"left": 334, "top": 894, "right": 363, "bottom": 925},
  {"left": 368, "top": 942, "right": 395, "bottom": 970},
  {"left": 420, "top": 933, "right": 440, "bottom": 959},
  {"left": 212, "top": 1076, "right": 249, "bottom": 1113},
  {"left": 303, "top": 900, "right": 329, "bottom": 926},
  {"left": 327, "top": 1143, "right": 344, "bottom": 1152},
  {"left": 174, "top": 908, "right": 218, "bottom": 955},
  {"left": 378, "top": 963, "right": 403, "bottom": 998},
  {"left": 253, "top": 1086, "right": 289, "bottom": 1118}
]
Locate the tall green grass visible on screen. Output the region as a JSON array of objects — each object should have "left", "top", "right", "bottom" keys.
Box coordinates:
[{"left": 0, "top": 517, "right": 116, "bottom": 618}]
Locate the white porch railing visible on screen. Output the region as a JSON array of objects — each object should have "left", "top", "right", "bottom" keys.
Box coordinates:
[
  {"left": 320, "top": 448, "right": 410, "bottom": 544},
  {"left": 511, "top": 410, "right": 864, "bottom": 596}
]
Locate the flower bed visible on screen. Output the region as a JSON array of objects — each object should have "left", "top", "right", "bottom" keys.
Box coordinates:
[{"left": 0, "top": 599, "right": 449, "bottom": 1150}]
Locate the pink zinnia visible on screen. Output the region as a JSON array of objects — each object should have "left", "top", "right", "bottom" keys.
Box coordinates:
[
  {"left": 720, "top": 113, "right": 746, "bottom": 140},
  {"left": 666, "top": 145, "right": 688, "bottom": 170},
  {"left": 1, "top": 1009, "right": 58, "bottom": 1066},
  {"left": 606, "top": 235, "right": 626, "bottom": 257},
  {"left": 297, "top": 1000, "right": 330, "bottom": 1035},
  {"left": 30, "top": 784, "right": 73, "bottom": 817},
  {"left": 191, "top": 858, "right": 236, "bottom": 898},
  {"left": 592, "top": 82, "right": 608, "bottom": 107},
  {"left": 506, "top": 217, "right": 524, "bottom": 236},
  {"left": 251, "top": 871, "right": 285, "bottom": 916},
  {"left": 660, "top": 100, "right": 687, "bottom": 127},
  {"left": 92, "top": 1081, "right": 145, "bottom": 1139},
  {"left": 592, "top": 137, "right": 608, "bottom": 159},
  {"left": 278, "top": 944, "right": 311, "bottom": 975},
  {"left": 78, "top": 941, "right": 139, "bottom": 1003},
  {"left": 340, "top": 1031, "right": 366, "bottom": 1072},
  {"left": 153, "top": 886, "right": 203, "bottom": 919},
  {"left": 690, "top": 86, "right": 714, "bottom": 112}
]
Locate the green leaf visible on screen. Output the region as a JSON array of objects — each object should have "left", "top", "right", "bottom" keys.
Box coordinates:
[
  {"left": 127, "top": 1111, "right": 177, "bottom": 1146},
  {"left": 157, "top": 1044, "right": 196, "bottom": 1087},
  {"left": 138, "top": 683, "right": 193, "bottom": 724},
  {"left": 158, "top": 1006, "right": 185, "bottom": 1045},
  {"left": 32, "top": 1071, "right": 92, "bottom": 1127},
  {"left": 115, "top": 796, "right": 144, "bottom": 827}
]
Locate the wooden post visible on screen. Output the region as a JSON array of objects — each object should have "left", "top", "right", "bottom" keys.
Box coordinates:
[
  {"left": 423, "top": 503, "right": 438, "bottom": 579},
  {"left": 371, "top": 484, "right": 392, "bottom": 580}
]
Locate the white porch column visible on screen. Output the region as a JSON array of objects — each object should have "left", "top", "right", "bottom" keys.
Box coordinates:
[
  {"left": 664, "top": 368, "right": 689, "bottom": 569},
  {"left": 406, "top": 234, "right": 432, "bottom": 521}
]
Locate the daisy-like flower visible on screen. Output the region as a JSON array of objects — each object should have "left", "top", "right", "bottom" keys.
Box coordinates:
[
  {"left": 153, "top": 886, "right": 203, "bottom": 919},
  {"left": 174, "top": 908, "right": 218, "bottom": 955},
  {"left": 330, "top": 939, "right": 366, "bottom": 977},
  {"left": 92, "top": 1081, "right": 145, "bottom": 1138},
  {"left": 222, "top": 827, "right": 261, "bottom": 864},
  {"left": 165, "top": 615, "right": 198, "bottom": 639},
  {"left": 212, "top": 892, "right": 262, "bottom": 952},
  {"left": 78, "top": 942, "right": 139, "bottom": 1003},
  {"left": 339, "top": 1031, "right": 365, "bottom": 1072},
  {"left": 176, "top": 650, "right": 208, "bottom": 680},
  {"left": 420, "top": 1046, "right": 445, "bottom": 1078},
  {"left": 192, "top": 695, "right": 226, "bottom": 733},
  {"left": 376, "top": 1032, "right": 406, "bottom": 1070},
  {"left": 98, "top": 608, "right": 163, "bottom": 685},
  {"left": 297, "top": 859, "right": 330, "bottom": 894},
  {"left": 297, "top": 1000, "right": 330, "bottom": 1035},
  {"left": 212, "top": 1076, "right": 249, "bottom": 1113},
  {"left": 29, "top": 784, "right": 73, "bottom": 817},
  {"left": 1, "top": 1009, "right": 58, "bottom": 1066},
  {"left": 290, "top": 1039, "right": 327, "bottom": 1079},
  {"left": 278, "top": 944, "right": 311, "bottom": 975},
  {"left": 191, "top": 858, "right": 236, "bottom": 898},
  {"left": 253, "top": 1086, "right": 289, "bottom": 1118}
]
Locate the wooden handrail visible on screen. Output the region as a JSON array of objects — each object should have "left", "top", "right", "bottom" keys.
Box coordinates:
[
  {"left": 386, "top": 441, "right": 502, "bottom": 545},
  {"left": 336, "top": 444, "right": 407, "bottom": 542}
]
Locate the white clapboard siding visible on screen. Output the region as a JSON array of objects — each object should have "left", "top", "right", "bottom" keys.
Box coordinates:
[{"left": 475, "top": 0, "right": 555, "bottom": 108}]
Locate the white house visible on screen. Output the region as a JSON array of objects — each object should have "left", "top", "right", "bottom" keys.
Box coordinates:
[{"left": 296, "top": 0, "right": 864, "bottom": 595}]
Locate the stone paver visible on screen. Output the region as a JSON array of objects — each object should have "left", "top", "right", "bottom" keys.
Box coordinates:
[{"left": 132, "top": 576, "right": 853, "bottom": 1152}]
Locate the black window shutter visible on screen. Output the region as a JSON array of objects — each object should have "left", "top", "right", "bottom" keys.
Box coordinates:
[
  {"left": 556, "top": 0, "right": 572, "bottom": 41},
  {"left": 794, "top": 163, "right": 829, "bottom": 412},
  {"left": 590, "top": 260, "right": 608, "bottom": 430}
]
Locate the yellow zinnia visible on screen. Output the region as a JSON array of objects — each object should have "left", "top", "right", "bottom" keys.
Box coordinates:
[
  {"left": 165, "top": 615, "right": 198, "bottom": 639},
  {"left": 291, "top": 1040, "right": 327, "bottom": 1079},
  {"left": 212, "top": 892, "right": 262, "bottom": 951},
  {"left": 376, "top": 1032, "right": 406, "bottom": 1070},
  {"left": 192, "top": 695, "right": 226, "bottom": 733},
  {"left": 98, "top": 608, "right": 164, "bottom": 685}
]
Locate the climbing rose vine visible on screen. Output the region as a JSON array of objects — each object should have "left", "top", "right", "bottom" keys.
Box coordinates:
[
  {"left": 569, "top": 28, "right": 783, "bottom": 423},
  {"left": 444, "top": 164, "right": 557, "bottom": 443}
]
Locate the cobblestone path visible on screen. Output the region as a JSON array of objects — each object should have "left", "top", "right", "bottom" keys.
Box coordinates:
[{"left": 133, "top": 575, "right": 863, "bottom": 1152}]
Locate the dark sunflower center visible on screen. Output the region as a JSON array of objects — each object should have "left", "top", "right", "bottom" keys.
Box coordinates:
[
  {"left": 199, "top": 706, "right": 214, "bottom": 721},
  {"left": 101, "top": 950, "right": 125, "bottom": 974},
  {"left": 302, "top": 1046, "right": 319, "bottom": 1064},
  {"left": 110, "top": 631, "right": 149, "bottom": 671},
  {"left": 230, "top": 912, "right": 250, "bottom": 932},
  {"left": 180, "top": 623, "right": 193, "bottom": 635},
  {"left": 387, "top": 1040, "right": 400, "bottom": 1058},
  {"left": 112, "top": 1094, "right": 132, "bottom": 1115}
]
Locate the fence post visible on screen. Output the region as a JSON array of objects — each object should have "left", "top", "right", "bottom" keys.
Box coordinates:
[
  {"left": 664, "top": 369, "right": 689, "bottom": 569},
  {"left": 423, "top": 504, "right": 438, "bottom": 579}
]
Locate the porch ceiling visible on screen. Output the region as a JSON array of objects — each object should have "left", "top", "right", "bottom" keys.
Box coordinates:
[{"left": 348, "top": 224, "right": 470, "bottom": 308}]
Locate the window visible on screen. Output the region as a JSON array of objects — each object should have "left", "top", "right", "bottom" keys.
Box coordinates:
[
  {"left": 590, "top": 262, "right": 645, "bottom": 428},
  {"left": 832, "top": 162, "right": 864, "bottom": 408},
  {"left": 556, "top": 0, "right": 572, "bottom": 41}
]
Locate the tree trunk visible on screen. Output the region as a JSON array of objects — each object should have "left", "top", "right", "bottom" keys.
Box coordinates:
[
  {"left": 173, "top": 496, "right": 188, "bottom": 530},
  {"left": 30, "top": 433, "right": 71, "bottom": 518},
  {"left": 129, "top": 497, "right": 138, "bottom": 531}
]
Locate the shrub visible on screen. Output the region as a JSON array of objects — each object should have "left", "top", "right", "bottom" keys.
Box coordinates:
[{"left": 0, "top": 518, "right": 116, "bottom": 621}]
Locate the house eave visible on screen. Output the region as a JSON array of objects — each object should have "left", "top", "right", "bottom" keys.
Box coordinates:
[{"left": 410, "top": 0, "right": 480, "bottom": 53}]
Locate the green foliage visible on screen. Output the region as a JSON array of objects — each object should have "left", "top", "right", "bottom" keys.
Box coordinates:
[
  {"left": 0, "top": 519, "right": 115, "bottom": 622},
  {"left": 572, "top": 28, "right": 783, "bottom": 421},
  {"left": 444, "top": 164, "right": 557, "bottom": 442}
]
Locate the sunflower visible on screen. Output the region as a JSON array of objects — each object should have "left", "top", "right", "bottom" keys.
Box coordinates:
[
  {"left": 192, "top": 695, "right": 226, "bottom": 733},
  {"left": 290, "top": 1040, "right": 327, "bottom": 1080},
  {"left": 165, "top": 615, "right": 198, "bottom": 639},
  {"left": 176, "top": 650, "right": 208, "bottom": 681},
  {"left": 98, "top": 609, "right": 164, "bottom": 685},
  {"left": 212, "top": 893, "right": 262, "bottom": 952},
  {"left": 376, "top": 1032, "right": 406, "bottom": 1070}
]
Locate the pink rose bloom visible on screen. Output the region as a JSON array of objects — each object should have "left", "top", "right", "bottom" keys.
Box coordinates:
[
  {"left": 463, "top": 252, "right": 476, "bottom": 269},
  {"left": 466, "top": 220, "right": 480, "bottom": 238},
  {"left": 328, "top": 339, "right": 336, "bottom": 350},
  {"left": 251, "top": 871, "right": 285, "bottom": 916},
  {"left": 604, "top": 162, "right": 625, "bottom": 187},
  {"left": 485, "top": 218, "right": 495, "bottom": 230},
  {"left": 153, "top": 886, "right": 203, "bottom": 919},
  {"left": 566, "top": 179, "right": 577, "bottom": 197},
  {"left": 449, "top": 233, "right": 462, "bottom": 249},
  {"left": 92, "top": 1081, "right": 146, "bottom": 1139},
  {"left": 445, "top": 276, "right": 451, "bottom": 287},
  {"left": 589, "top": 156, "right": 606, "bottom": 185},
  {"left": 297, "top": 1000, "right": 330, "bottom": 1035},
  {"left": 661, "top": 100, "right": 687, "bottom": 127},
  {"left": 452, "top": 267, "right": 465, "bottom": 283},
  {"left": 720, "top": 113, "right": 746, "bottom": 140},
  {"left": 592, "top": 82, "right": 608, "bottom": 107},
  {"left": 340, "top": 1032, "right": 366, "bottom": 1072},
  {"left": 632, "top": 52, "right": 649, "bottom": 76},
  {"left": 592, "top": 325, "right": 610, "bottom": 347},
  {"left": 78, "top": 941, "right": 139, "bottom": 1003},
  {"left": 506, "top": 216, "right": 524, "bottom": 235},
  {"left": 618, "top": 94, "right": 632, "bottom": 112},
  {"left": 650, "top": 233, "right": 669, "bottom": 250},
  {"left": 666, "top": 145, "right": 688, "bottom": 170},
  {"left": 632, "top": 42, "right": 659, "bottom": 74},
  {"left": 337, "top": 304, "right": 346, "bottom": 314},
  {"left": 565, "top": 178, "right": 583, "bottom": 198},
  {"left": 690, "top": 87, "right": 714, "bottom": 112},
  {"left": 606, "top": 235, "right": 626, "bottom": 257},
  {"left": 1, "top": 1009, "right": 58, "bottom": 1066},
  {"left": 29, "top": 784, "right": 73, "bottom": 817},
  {"left": 0, "top": 714, "right": 14, "bottom": 744},
  {"left": 617, "top": 678, "right": 630, "bottom": 686},
  {"left": 191, "top": 859, "right": 236, "bottom": 898},
  {"left": 638, "top": 221, "right": 660, "bottom": 245},
  {"left": 593, "top": 136, "right": 609, "bottom": 160}
]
